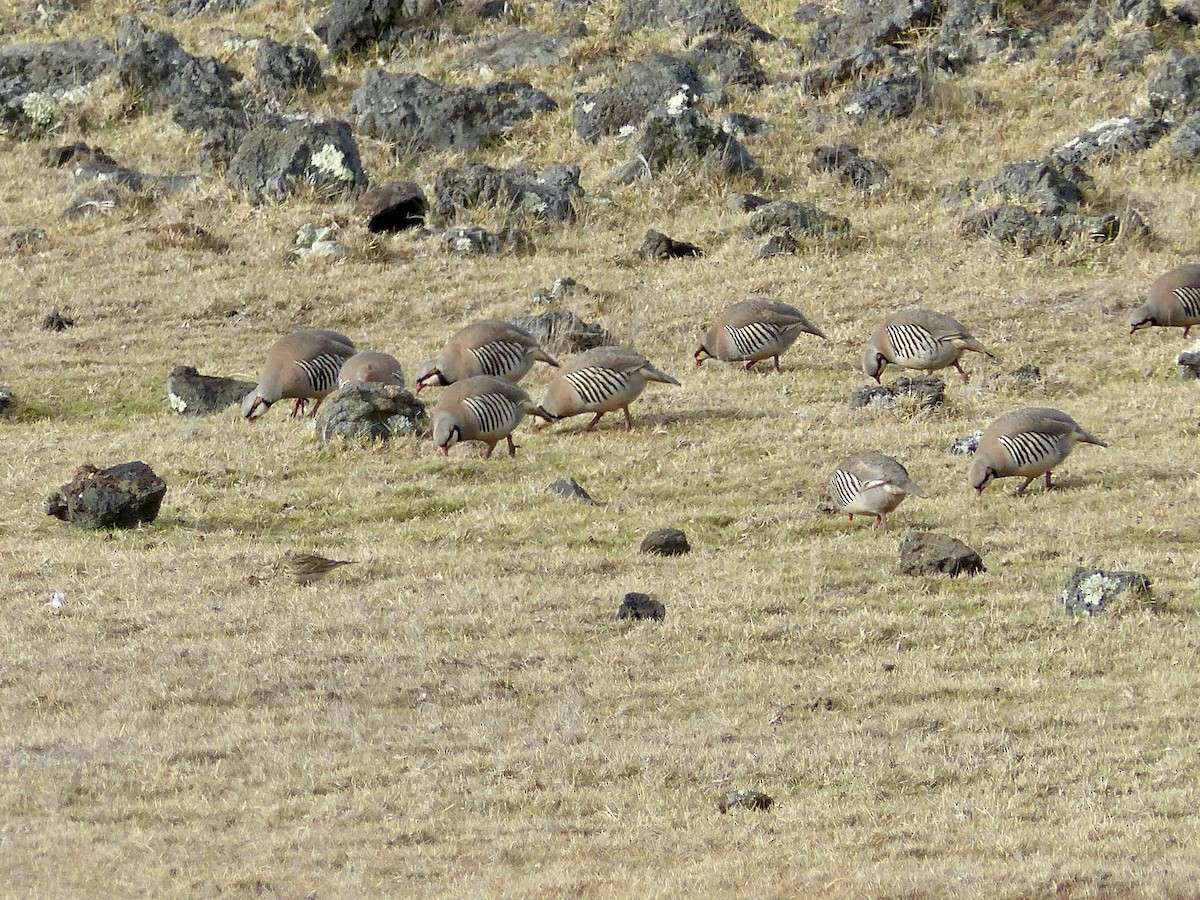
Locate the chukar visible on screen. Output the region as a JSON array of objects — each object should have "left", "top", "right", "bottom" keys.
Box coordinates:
[
  {"left": 431, "top": 375, "right": 538, "bottom": 458},
  {"left": 829, "top": 452, "right": 928, "bottom": 529},
  {"left": 242, "top": 329, "right": 356, "bottom": 420},
  {"left": 969, "top": 407, "right": 1107, "bottom": 496},
  {"left": 533, "top": 346, "right": 680, "bottom": 432},
  {"left": 862, "top": 309, "right": 993, "bottom": 383},
  {"left": 414, "top": 320, "right": 559, "bottom": 392},
  {"left": 338, "top": 350, "right": 404, "bottom": 387},
  {"left": 1129, "top": 263, "right": 1200, "bottom": 337},
  {"left": 694, "top": 297, "right": 827, "bottom": 371}
]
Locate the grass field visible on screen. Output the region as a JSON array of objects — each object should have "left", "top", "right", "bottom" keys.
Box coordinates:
[{"left": 3, "top": 1, "right": 1200, "bottom": 895}]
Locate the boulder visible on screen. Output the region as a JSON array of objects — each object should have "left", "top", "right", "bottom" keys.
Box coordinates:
[
  {"left": 810, "top": 144, "right": 889, "bottom": 193},
  {"left": 638, "top": 229, "right": 702, "bottom": 259},
  {"left": 433, "top": 161, "right": 579, "bottom": 224},
  {"left": 45, "top": 461, "right": 167, "bottom": 529},
  {"left": 314, "top": 0, "right": 445, "bottom": 58},
  {"left": 316, "top": 382, "right": 426, "bottom": 443},
  {"left": 0, "top": 37, "right": 115, "bottom": 137},
  {"left": 686, "top": 36, "right": 767, "bottom": 91},
  {"left": 843, "top": 71, "right": 925, "bottom": 123},
  {"left": 975, "top": 159, "right": 1083, "bottom": 215},
  {"left": 961, "top": 205, "right": 1141, "bottom": 251},
  {"left": 616, "top": 592, "right": 666, "bottom": 621},
  {"left": 351, "top": 69, "right": 556, "bottom": 153},
  {"left": 640, "top": 528, "right": 691, "bottom": 556},
  {"left": 756, "top": 232, "right": 798, "bottom": 258},
  {"left": 1050, "top": 114, "right": 1170, "bottom": 168},
  {"left": 573, "top": 53, "right": 716, "bottom": 143},
  {"left": 254, "top": 39, "right": 322, "bottom": 94},
  {"left": 227, "top": 119, "right": 366, "bottom": 204},
  {"left": 1147, "top": 50, "right": 1200, "bottom": 116},
  {"left": 467, "top": 24, "right": 587, "bottom": 72},
  {"left": 509, "top": 309, "right": 611, "bottom": 354},
  {"left": 354, "top": 181, "right": 428, "bottom": 233},
  {"left": 741, "top": 200, "right": 850, "bottom": 242},
  {"left": 167, "top": 366, "right": 257, "bottom": 415},
  {"left": 614, "top": 0, "right": 772, "bottom": 40},
  {"left": 617, "top": 106, "right": 759, "bottom": 182},
  {"left": 1060, "top": 567, "right": 1152, "bottom": 616},
  {"left": 800, "top": 0, "right": 937, "bottom": 63},
  {"left": 898, "top": 532, "right": 985, "bottom": 577}
]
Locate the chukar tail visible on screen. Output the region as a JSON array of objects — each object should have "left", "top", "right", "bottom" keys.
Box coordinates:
[{"left": 641, "top": 364, "right": 681, "bottom": 386}]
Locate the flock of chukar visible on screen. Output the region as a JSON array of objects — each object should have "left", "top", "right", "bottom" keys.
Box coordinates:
[{"left": 240, "top": 263, "right": 1200, "bottom": 530}]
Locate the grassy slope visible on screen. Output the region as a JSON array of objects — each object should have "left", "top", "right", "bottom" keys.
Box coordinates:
[{"left": 3, "top": 0, "right": 1200, "bottom": 895}]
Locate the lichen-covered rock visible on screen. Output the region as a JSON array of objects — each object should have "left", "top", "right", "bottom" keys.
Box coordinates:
[
  {"left": 227, "top": 119, "right": 366, "bottom": 204},
  {"left": 166, "top": 0, "right": 261, "bottom": 16},
  {"left": 849, "top": 376, "right": 945, "bottom": 411},
  {"left": 1050, "top": 114, "right": 1170, "bottom": 168},
  {"left": 289, "top": 223, "right": 350, "bottom": 262},
  {"left": 510, "top": 309, "right": 611, "bottom": 354},
  {"left": 467, "top": 23, "right": 587, "bottom": 72},
  {"left": 640, "top": 528, "right": 691, "bottom": 556},
  {"left": 354, "top": 181, "right": 428, "bottom": 233},
  {"left": 1147, "top": 50, "right": 1200, "bottom": 116},
  {"left": 167, "top": 365, "right": 257, "bottom": 415},
  {"left": 351, "top": 70, "right": 556, "bottom": 153},
  {"left": 800, "top": 0, "right": 937, "bottom": 63},
  {"left": 961, "top": 205, "right": 1140, "bottom": 251},
  {"left": 742, "top": 200, "right": 850, "bottom": 242},
  {"left": 433, "top": 162, "right": 579, "bottom": 224},
  {"left": 254, "top": 39, "right": 322, "bottom": 94},
  {"left": 614, "top": 0, "right": 772, "bottom": 40},
  {"left": 757, "top": 232, "right": 798, "bottom": 258},
  {"left": 1060, "top": 567, "right": 1152, "bottom": 616},
  {"left": 617, "top": 106, "right": 759, "bottom": 182},
  {"left": 949, "top": 430, "right": 983, "bottom": 456},
  {"left": 898, "top": 532, "right": 985, "bottom": 577},
  {"left": 843, "top": 71, "right": 924, "bottom": 123},
  {"left": 45, "top": 461, "right": 167, "bottom": 529},
  {"left": 617, "top": 592, "right": 666, "bottom": 621},
  {"left": 316, "top": 382, "right": 426, "bottom": 443},
  {"left": 976, "top": 159, "right": 1083, "bottom": 215},
  {"left": 0, "top": 38, "right": 115, "bottom": 137},
  {"left": 573, "top": 53, "right": 717, "bottom": 143}
]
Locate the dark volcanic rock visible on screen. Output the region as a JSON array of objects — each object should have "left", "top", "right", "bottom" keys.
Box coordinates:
[
  {"left": 573, "top": 53, "right": 716, "bottom": 142},
  {"left": 614, "top": 0, "right": 772, "bottom": 40},
  {"left": 757, "top": 232, "right": 798, "bottom": 258},
  {"left": 314, "top": 0, "right": 450, "bottom": 58},
  {"left": 844, "top": 71, "right": 924, "bottom": 123},
  {"left": 686, "top": 35, "right": 767, "bottom": 91},
  {"left": 167, "top": 0, "right": 261, "bottom": 16},
  {"left": 510, "top": 309, "right": 612, "bottom": 354},
  {"left": 617, "top": 592, "right": 666, "bottom": 621},
  {"left": 354, "top": 181, "right": 428, "bottom": 232},
  {"left": 10, "top": 228, "right": 48, "bottom": 251},
  {"left": 227, "top": 119, "right": 366, "bottom": 204},
  {"left": 976, "top": 159, "right": 1083, "bottom": 215},
  {"left": 1051, "top": 114, "right": 1170, "bottom": 168},
  {"left": 638, "top": 229, "right": 702, "bottom": 259},
  {"left": 1060, "top": 567, "right": 1152, "bottom": 616},
  {"left": 800, "top": 0, "right": 938, "bottom": 63},
  {"left": 898, "top": 532, "right": 985, "bottom": 577},
  {"left": 45, "top": 461, "right": 167, "bottom": 529},
  {"left": 443, "top": 225, "right": 527, "bottom": 255},
  {"left": 351, "top": 70, "right": 556, "bottom": 153},
  {"left": 742, "top": 200, "right": 850, "bottom": 242},
  {"left": 617, "top": 106, "right": 760, "bottom": 182},
  {"left": 255, "top": 39, "right": 322, "bottom": 94},
  {"left": 1177, "top": 347, "right": 1200, "bottom": 379},
  {"left": 1167, "top": 111, "right": 1200, "bottom": 160},
  {"left": 1147, "top": 50, "right": 1200, "bottom": 116},
  {"left": 41, "top": 308, "right": 73, "bottom": 330},
  {"left": 718, "top": 789, "right": 774, "bottom": 813},
  {"left": 0, "top": 384, "right": 13, "bottom": 419},
  {"left": 962, "top": 205, "right": 1137, "bottom": 251},
  {"left": 850, "top": 376, "right": 945, "bottom": 411},
  {"left": 810, "top": 144, "right": 889, "bottom": 192},
  {"left": 468, "top": 24, "right": 587, "bottom": 72},
  {"left": 640, "top": 528, "right": 691, "bottom": 556},
  {"left": 434, "top": 162, "right": 579, "bottom": 224},
  {"left": 0, "top": 37, "right": 115, "bottom": 136},
  {"left": 548, "top": 476, "right": 595, "bottom": 503},
  {"left": 317, "top": 382, "right": 426, "bottom": 443},
  {"left": 167, "top": 366, "right": 257, "bottom": 415}
]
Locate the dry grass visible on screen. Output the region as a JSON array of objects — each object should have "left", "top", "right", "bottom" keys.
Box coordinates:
[{"left": 4, "top": 1, "right": 1200, "bottom": 895}]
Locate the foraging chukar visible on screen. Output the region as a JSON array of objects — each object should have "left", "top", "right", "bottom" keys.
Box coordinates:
[
  {"left": 414, "top": 320, "right": 559, "bottom": 392},
  {"left": 431, "top": 375, "right": 538, "bottom": 458},
  {"left": 969, "top": 407, "right": 1107, "bottom": 496},
  {"left": 533, "top": 346, "right": 680, "bottom": 432},
  {"left": 1129, "top": 263, "right": 1200, "bottom": 337},
  {"left": 694, "top": 297, "right": 827, "bottom": 371},
  {"left": 862, "top": 309, "right": 993, "bottom": 383},
  {"left": 829, "top": 452, "right": 928, "bottom": 529},
  {"left": 242, "top": 329, "right": 356, "bottom": 420},
  {"left": 338, "top": 350, "right": 405, "bottom": 387}
]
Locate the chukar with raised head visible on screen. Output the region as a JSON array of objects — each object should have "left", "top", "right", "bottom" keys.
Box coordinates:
[
  {"left": 243, "top": 329, "right": 356, "bottom": 420},
  {"left": 862, "top": 309, "right": 993, "bottom": 383},
  {"left": 695, "top": 297, "right": 827, "bottom": 371},
  {"left": 414, "top": 320, "right": 559, "bottom": 392},
  {"left": 1129, "top": 263, "right": 1200, "bottom": 337},
  {"left": 969, "top": 407, "right": 1107, "bottom": 496},
  {"left": 533, "top": 346, "right": 680, "bottom": 432},
  {"left": 431, "top": 375, "right": 538, "bottom": 458},
  {"left": 829, "top": 452, "right": 928, "bottom": 529},
  {"left": 338, "top": 350, "right": 405, "bottom": 387}
]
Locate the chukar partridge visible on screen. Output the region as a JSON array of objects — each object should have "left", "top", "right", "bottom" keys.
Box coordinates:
[
  {"left": 694, "top": 297, "right": 827, "bottom": 371},
  {"left": 533, "top": 346, "right": 680, "bottom": 432},
  {"left": 338, "top": 350, "right": 404, "bottom": 387},
  {"left": 1129, "top": 263, "right": 1200, "bottom": 337},
  {"left": 414, "top": 320, "right": 559, "bottom": 392},
  {"left": 242, "top": 329, "right": 356, "bottom": 420},
  {"left": 969, "top": 407, "right": 1107, "bottom": 496},
  {"left": 829, "top": 452, "right": 928, "bottom": 529},
  {"left": 431, "top": 375, "right": 538, "bottom": 458},
  {"left": 862, "top": 309, "right": 993, "bottom": 383}
]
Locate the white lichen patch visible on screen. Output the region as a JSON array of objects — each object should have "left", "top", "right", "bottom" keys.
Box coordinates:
[
  {"left": 310, "top": 144, "right": 356, "bottom": 183},
  {"left": 21, "top": 92, "right": 63, "bottom": 132},
  {"left": 168, "top": 392, "right": 188, "bottom": 413},
  {"left": 666, "top": 86, "right": 693, "bottom": 117}
]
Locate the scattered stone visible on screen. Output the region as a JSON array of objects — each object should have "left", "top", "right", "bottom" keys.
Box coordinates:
[
  {"left": 573, "top": 53, "right": 717, "bottom": 142},
  {"left": 41, "top": 308, "right": 74, "bottom": 331},
  {"left": 0, "top": 37, "right": 115, "bottom": 137},
  {"left": 614, "top": 0, "right": 772, "bottom": 40},
  {"left": 0, "top": 384, "right": 13, "bottom": 419},
  {"left": 756, "top": 232, "right": 798, "bottom": 258},
  {"left": 949, "top": 429, "right": 983, "bottom": 456},
  {"left": 687, "top": 35, "right": 768, "bottom": 91},
  {"left": 443, "top": 226, "right": 504, "bottom": 255},
  {"left": 8, "top": 228, "right": 48, "bottom": 251},
  {"left": 975, "top": 159, "right": 1083, "bottom": 215},
  {"left": 849, "top": 375, "right": 945, "bottom": 411},
  {"left": 721, "top": 112, "right": 771, "bottom": 137},
  {"left": 616, "top": 592, "right": 666, "bottom": 621},
  {"left": 314, "top": 0, "right": 447, "bottom": 58},
  {"left": 718, "top": 789, "right": 774, "bottom": 814},
  {"left": 810, "top": 143, "right": 889, "bottom": 192},
  {"left": 433, "top": 162, "right": 580, "bottom": 224},
  {"left": 510, "top": 308, "right": 611, "bottom": 354},
  {"left": 548, "top": 476, "right": 595, "bottom": 503},
  {"left": 167, "top": 0, "right": 261, "bottom": 16},
  {"left": 467, "top": 23, "right": 587, "bottom": 72},
  {"left": 354, "top": 182, "right": 428, "bottom": 233},
  {"left": 800, "top": 0, "right": 937, "bottom": 64},
  {"left": 254, "top": 38, "right": 322, "bottom": 94},
  {"left": 316, "top": 381, "right": 426, "bottom": 443},
  {"left": 1147, "top": 50, "right": 1200, "bottom": 116},
  {"left": 725, "top": 192, "right": 769, "bottom": 213},
  {"left": 289, "top": 223, "right": 350, "bottom": 262},
  {"left": 1060, "top": 567, "right": 1153, "bottom": 616},
  {"left": 616, "top": 106, "right": 760, "bottom": 183},
  {"left": 227, "top": 119, "right": 367, "bottom": 204},
  {"left": 640, "top": 528, "right": 691, "bottom": 556},
  {"left": 961, "top": 205, "right": 1136, "bottom": 251},
  {"left": 898, "top": 532, "right": 985, "bottom": 577},
  {"left": 351, "top": 70, "right": 556, "bottom": 153},
  {"left": 639, "top": 229, "right": 702, "bottom": 260},
  {"left": 741, "top": 200, "right": 851, "bottom": 242},
  {"left": 844, "top": 71, "right": 925, "bottom": 123},
  {"left": 45, "top": 461, "right": 167, "bottom": 530},
  {"left": 1050, "top": 114, "right": 1170, "bottom": 169},
  {"left": 1176, "top": 343, "right": 1200, "bottom": 379},
  {"left": 167, "top": 365, "right": 258, "bottom": 415}
]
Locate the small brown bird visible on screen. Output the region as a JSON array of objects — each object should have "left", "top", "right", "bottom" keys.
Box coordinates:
[
  {"left": 1129, "top": 263, "right": 1200, "bottom": 337},
  {"left": 829, "top": 452, "right": 928, "bottom": 529},
  {"left": 532, "top": 346, "right": 680, "bottom": 433},
  {"left": 338, "top": 350, "right": 405, "bottom": 387},
  {"left": 243, "top": 329, "right": 356, "bottom": 420},
  {"left": 431, "top": 375, "right": 538, "bottom": 458},
  {"left": 281, "top": 552, "right": 356, "bottom": 585},
  {"left": 862, "top": 309, "right": 993, "bottom": 383},
  {"left": 694, "top": 297, "right": 827, "bottom": 371},
  {"left": 414, "top": 320, "right": 559, "bottom": 392},
  {"left": 969, "top": 407, "right": 1108, "bottom": 496}
]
